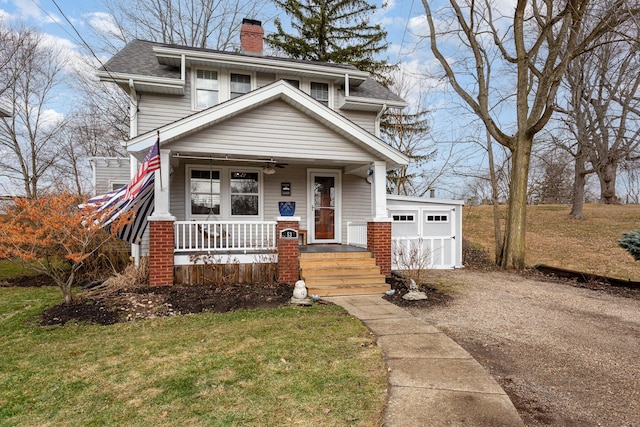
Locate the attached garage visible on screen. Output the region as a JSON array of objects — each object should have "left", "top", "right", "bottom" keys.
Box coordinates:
[{"left": 387, "top": 195, "right": 464, "bottom": 270}]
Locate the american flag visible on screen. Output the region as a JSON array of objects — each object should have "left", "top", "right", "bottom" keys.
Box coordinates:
[
  {"left": 83, "top": 136, "right": 159, "bottom": 244},
  {"left": 124, "top": 137, "right": 160, "bottom": 200}
]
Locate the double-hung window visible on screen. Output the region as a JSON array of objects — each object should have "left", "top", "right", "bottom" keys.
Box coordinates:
[
  {"left": 230, "top": 73, "right": 251, "bottom": 99},
  {"left": 310, "top": 82, "right": 329, "bottom": 106},
  {"left": 190, "top": 169, "right": 220, "bottom": 215},
  {"left": 196, "top": 70, "right": 218, "bottom": 108},
  {"left": 230, "top": 171, "right": 259, "bottom": 216}
]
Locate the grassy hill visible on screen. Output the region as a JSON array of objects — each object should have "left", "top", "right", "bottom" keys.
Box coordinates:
[{"left": 463, "top": 204, "right": 640, "bottom": 281}]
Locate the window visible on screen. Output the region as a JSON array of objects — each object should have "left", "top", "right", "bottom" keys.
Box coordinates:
[
  {"left": 196, "top": 70, "right": 218, "bottom": 108},
  {"left": 393, "top": 214, "right": 415, "bottom": 222},
  {"left": 230, "top": 171, "right": 259, "bottom": 216},
  {"left": 310, "top": 82, "right": 329, "bottom": 106},
  {"left": 111, "top": 182, "right": 127, "bottom": 191},
  {"left": 190, "top": 169, "right": 220, "bottom": 215},
  {"left": 426, "top": 214, "right": 448, "bottom": 223},
  {"left": 230, "top": 73, "right": 251, "bottom": 99},
  {"left": 284, "top": 79, "right": 300, "bottom": 89}
]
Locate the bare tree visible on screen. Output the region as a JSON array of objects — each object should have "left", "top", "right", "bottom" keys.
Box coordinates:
[
  {"left": 620, "top": 159, "right": 640, "bottom": 204},
  {"left": 381, "top": 70, "right": 441, "bottom": 196},
  {"left": 559, "top": 30, "right": 640, "bottom": 217},
  {"left": 98, "top": 0, "right": 272, "bottom": 53},
  {"left": 0, "top": 21, "right": 32, "bottom": 100},
  {"left": 422, "top": 0, "right": 636, "bottom": 269},
  {"left": 528, "top": 144, "right": 573, "bottom": 204},
  {"left": 0, "top": 27, "right": 68, "bottom": 198}
]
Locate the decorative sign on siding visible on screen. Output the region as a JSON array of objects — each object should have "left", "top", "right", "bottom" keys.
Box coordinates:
[{"left": 280, "top": 228, "right": 298, "bottom": 239}]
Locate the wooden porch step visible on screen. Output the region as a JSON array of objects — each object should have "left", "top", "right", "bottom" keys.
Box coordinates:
[
  {"left": 299, "top": 250, "right": 389, "bottom": 296},
  {"left": 300, "top": 251, "right": 373, "bottom": 259},
  {"left": 300, "top": 265, "right": 381, "bottom": 276},
  {"left": 301, "top": 273, "right": 387, "bottom": 287}
]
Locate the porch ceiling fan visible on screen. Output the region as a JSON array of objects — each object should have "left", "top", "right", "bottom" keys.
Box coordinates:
[
  {"left": 172, "top": 154, "right": 288, "bottom": 173},
  {"left": 262, "top": 159, "right": 288, "bottom": 175}
]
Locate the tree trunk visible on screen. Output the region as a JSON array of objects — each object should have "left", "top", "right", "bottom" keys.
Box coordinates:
[
  {"left": 498, "top": 134, "right": 533, "bottom": 269},
  {"left": 598, "top": 162, "right": 619, "bottom": 204},
  {"left": 569, "top": 148, "right": 587, "bottom": 219},
  {"left": 486, "top": 129, "right": 503, "bottom": 262}
]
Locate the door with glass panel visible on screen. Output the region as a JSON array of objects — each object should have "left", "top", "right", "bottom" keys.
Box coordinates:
[{"left": 310, "top": 172, "right": 340, "bottom": 243}]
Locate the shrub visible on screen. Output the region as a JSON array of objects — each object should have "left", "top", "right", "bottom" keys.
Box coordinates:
[{"left": 618, "top": 230, "right": 640, "bottom": 261}]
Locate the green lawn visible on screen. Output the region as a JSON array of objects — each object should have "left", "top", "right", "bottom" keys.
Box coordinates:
[
  {"left": 0, "top": 286, "right": 386, "bottom": 426},
  {"left": 0, "top": 259, "right": 39, "bottom": 279}
]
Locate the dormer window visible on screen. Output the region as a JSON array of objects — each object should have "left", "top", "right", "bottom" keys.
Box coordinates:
[
  {"left": 230, "top": 73, "right": 251, "bottom": 99},
  {"left": 196, "top": 70, "right": 218, "bottom": 108},
  {"left": 311, "top": 82, "right": 329, "bottom": 106},
  {"left": 284, "top": 79, "right": 300, "bottom": 89}
]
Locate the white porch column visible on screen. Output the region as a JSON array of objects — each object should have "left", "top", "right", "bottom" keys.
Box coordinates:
[
  {"left": 130, "top": 154, "right": 141, "bottom": 264},
  {"left": 372, "top": 160, "right": 387, "bottom": 219},
  {"left": 150, "top": 148, "right": 175, "bottom": 220}
]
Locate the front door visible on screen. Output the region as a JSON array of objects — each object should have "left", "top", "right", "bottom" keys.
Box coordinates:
[{"left": 309, "top": 171, "right": 341, "bottom": 243}]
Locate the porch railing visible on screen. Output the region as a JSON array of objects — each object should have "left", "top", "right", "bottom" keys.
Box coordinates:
[
  {"left": 174, "top": 221, "right": 277, "bottom": 253},
  {"left": 346, "top": 221, "right": 368, "bottom": 248}
]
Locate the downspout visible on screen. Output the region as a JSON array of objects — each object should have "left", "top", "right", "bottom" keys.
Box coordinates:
[
  {"left": 181, "top": 54, "right": 186, "bottom": 82},
  {"left": 375, "top": 102, "right": 387, "bottom": 138},
  {"left": 128, "top": 79, "right": 138, "bottom": 139},
  {"left": 89, "top": 158, "right": 97, "bottom": 196}
]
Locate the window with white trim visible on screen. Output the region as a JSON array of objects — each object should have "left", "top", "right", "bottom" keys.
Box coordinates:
[
  {"left": 310, "top": 82, "right": 329, "bottom": 106},
  {"left": 392, "top": 214, "right": 415, "bottom": 222},
  {"left": 190, "top": 169, "right": 221, "bottom": 215},
  {"left": 426, "top": 214, "right": 448, "bottom": 223},
  {"left": 230, "top": 171, "right": 259, "bottom": 216},
  {"left": 187, "top": 166, "right": 262, "bottom": 218},
  {"left": 196, "top": 70, "right": 218, "bottom": 108},
  {"left": 230, "top": 73, "right": 251, "bottom": 99}
]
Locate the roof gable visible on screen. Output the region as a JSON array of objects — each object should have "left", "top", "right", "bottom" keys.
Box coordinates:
[{"left": 127, "top": 80, "right": 409, "bottom": 167}]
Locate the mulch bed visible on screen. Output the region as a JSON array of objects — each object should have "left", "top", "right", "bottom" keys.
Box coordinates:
[{"left": 37, "top": 282, "right": 294, "bottom": 326}]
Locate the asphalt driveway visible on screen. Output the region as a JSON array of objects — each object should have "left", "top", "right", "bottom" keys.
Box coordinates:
[{"left": 406, "top": 269, "right": 640, "bottom": 426}]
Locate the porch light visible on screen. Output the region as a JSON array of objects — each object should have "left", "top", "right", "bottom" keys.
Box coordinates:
[{"left": 262, "top": 165, "right": 276, "bottom": 175}]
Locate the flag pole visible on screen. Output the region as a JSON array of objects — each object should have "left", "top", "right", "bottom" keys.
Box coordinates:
[{"left": 157, "top": 130, "right": 163, "bottom": 191}]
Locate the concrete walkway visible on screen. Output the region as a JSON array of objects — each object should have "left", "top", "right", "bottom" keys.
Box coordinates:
[{"left": 324, "top": 295, "right": 524, "bottom": 427}]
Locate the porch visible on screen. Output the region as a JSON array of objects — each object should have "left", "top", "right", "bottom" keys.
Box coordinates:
[{"left": 167, "top": 219, "right": 392, "bottom": 295}]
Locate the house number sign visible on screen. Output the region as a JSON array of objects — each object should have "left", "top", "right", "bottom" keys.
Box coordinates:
[{"left": 280, "top": 228, "right": 298, "bottom": 239}]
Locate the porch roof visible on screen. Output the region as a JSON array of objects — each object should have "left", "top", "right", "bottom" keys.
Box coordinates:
[{"left": 126, "top": 80, "right": 410, "bottom": 169}]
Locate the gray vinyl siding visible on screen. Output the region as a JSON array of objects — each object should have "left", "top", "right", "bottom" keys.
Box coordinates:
[
  {"left": 256, "top": 72, "right": 276, "bottom": 88},
  {"left": 263, "top": 165, "right": 308, "bottom": 223},
  {"left": 92, "top": 157, "right": 130, "bottom": 195},
  {"left": 137, "top": 75, "right": 193, "bottom": 134},
  {"left": 170, "top": 100, "right": 378, "bottom": 162},
  {"left": 341, "top": 110, "right": 376, "bottom": 134},
  {"left": 341, "top": 174, "right": 373, "bottom": 243},
  {"left": 136, "top": 70, "right": 377, "bottom": 135}
]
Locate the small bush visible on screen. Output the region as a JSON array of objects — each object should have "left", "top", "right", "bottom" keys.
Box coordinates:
[{"left": 618, "top": 230, "right": 640, "bottom": 261}]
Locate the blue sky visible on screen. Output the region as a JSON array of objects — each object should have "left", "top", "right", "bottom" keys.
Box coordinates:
[
  {"left": 0, "top": 0, "right": 497, "bottom": 199},
  {"left": 0, "top": 0, "right": 443, "bottom": 110}
]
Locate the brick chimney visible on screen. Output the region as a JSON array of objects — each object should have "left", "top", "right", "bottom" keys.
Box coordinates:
[{"left": 240, "top": 18, "right": 264, "bottom": 55}]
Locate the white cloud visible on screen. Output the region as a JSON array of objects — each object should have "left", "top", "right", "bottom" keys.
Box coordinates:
[
  {"left": 40, "top": 108, "right": 64, "bottom": 127},
  {"left": 85, "top": 11, "right": 119, "bottom": 38}
]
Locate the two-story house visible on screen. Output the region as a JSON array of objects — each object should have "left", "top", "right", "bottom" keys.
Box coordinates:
[{"left": 96, "top": 19, "right": 463, "bottom": 295}]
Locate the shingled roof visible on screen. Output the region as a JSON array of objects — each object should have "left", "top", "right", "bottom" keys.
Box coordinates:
[{"left": 99, "top": 39, "right": 405, "bottom": 104}]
